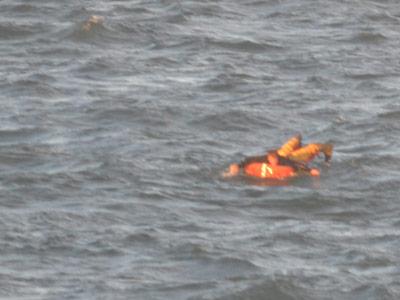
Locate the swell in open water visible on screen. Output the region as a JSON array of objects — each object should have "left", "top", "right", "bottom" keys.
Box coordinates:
[{"left": 1, "top": 1, "right": 400, "bottom": 299}]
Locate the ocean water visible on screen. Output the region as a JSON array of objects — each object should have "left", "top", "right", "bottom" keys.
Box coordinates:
[{"left": 1, "top": 0, "right": 399, "bottom": 299}]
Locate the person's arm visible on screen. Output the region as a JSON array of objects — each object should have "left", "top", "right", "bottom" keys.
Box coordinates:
[
  {"left": 278, "top": 156, "right": 320, "bottom": 176},
  {"left": 239, "top": 155, "right": 268, "bottom": 168}
]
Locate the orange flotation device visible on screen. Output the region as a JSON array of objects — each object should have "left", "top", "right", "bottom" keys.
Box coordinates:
[{"left": 243, "top": 162, "right": 296, "bottom": 179}]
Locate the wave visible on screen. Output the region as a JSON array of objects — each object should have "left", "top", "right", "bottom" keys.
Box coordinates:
[
  {"left": 206, "top": 36, "right": 283, "bottom": 53},
  {"left": 189, "top": 108, "right": 275, "bottom": 133},
  {"left": 378, "top": 110, "right": 400, "bottom": 120},
  {"left": 355, "top": 32, "right": 387, "bottom": 43},
  {"left": 209, "top": 276, "right": 397, "bottom": 300},
  {"left": 212, "top": 278, "right": 305, "bottom": 300},
  {"left": 0, "top": 22, "right": 36, "bottom": 39}
]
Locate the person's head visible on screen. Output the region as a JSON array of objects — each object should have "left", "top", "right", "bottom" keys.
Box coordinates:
[
  {"left": 222, "top": 163, "right": 240, "bottom": 178},
  {"left": 229, "top": 163, "right": 240, "bottom": 175},
  {"left": 267, "top": 150, "right": 279, "bottom": 166},
  {"left": 222, "top": 164, "right": 240, "bottom": 178}
]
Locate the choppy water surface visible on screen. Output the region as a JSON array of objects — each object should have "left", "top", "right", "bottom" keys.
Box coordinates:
[{"left": 1, "top": 1, "right": 400, "bottom": 299}]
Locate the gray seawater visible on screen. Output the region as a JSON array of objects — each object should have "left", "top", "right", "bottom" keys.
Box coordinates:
[{"left": 1, "top": 0, "right": 400, "bottom": 299}]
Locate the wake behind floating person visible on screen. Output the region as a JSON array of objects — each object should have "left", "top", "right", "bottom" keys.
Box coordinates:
[{"left": 223, "top": 134, "right": 333, "bottom": 180}]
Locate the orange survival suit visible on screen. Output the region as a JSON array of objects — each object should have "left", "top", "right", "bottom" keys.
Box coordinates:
[{"left": 235, "top": 134, "right": 333, "bottom": 179}]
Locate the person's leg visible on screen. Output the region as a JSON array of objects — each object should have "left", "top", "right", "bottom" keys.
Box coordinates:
[
  {"left": 288, "top": 143, "right": 333, "bottom": 163},
  {"left": 277, "top": 134, "right": 302, "bottom": 157}
]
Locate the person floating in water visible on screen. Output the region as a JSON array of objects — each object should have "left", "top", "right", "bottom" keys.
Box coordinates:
[{"left": 223, "top": 134, "right": 333, "bottom": 180}]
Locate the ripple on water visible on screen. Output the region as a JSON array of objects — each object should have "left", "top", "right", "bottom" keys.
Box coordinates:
[{"left": 0, "top": 22, "right": 36, "bottom": 39}]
